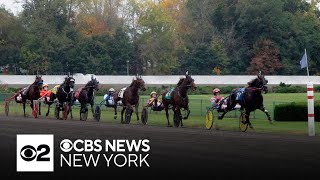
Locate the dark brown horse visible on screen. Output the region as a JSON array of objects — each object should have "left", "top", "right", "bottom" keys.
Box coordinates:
[
  {"left": 218, "top": 72, "right": 272, "bottom": 128},
  {"left": 55, "top": 75, "right": 75, "bottom": 119},
  {"left": 113, "top": 75, "right": 146, "bottom": 123},
  {"left": 76, "top": 76, "right": 99, "bottom": 120},
  {"left": 17, "top": 75, "right": 43, "bottom": 117},
  {"left": 162, "top": 72, "right": 197, "bottom": 127}
]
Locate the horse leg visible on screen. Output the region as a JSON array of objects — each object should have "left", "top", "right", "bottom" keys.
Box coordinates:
[
  {"left": 245, "top": 110, "right": 253, "bottom": 129},
  {"left": 165, "top": 106, "right": 171, "bottom": 127},
  {"left": 114, "top": 105, "right": 117, "bottom": 119},
  {"left": 30, "top": 103, "right": 33, "bottom": 114},
  {"left": 91, "top": 102, "right": 94, "bottom": 118},
  {"left": 23, "top": 103, "right": 26, "bottom": 117},
  {"left": 46, "top": 104, "right": 50, "bottom": 116},
  {"left": 70, "top": 106, "right": 73, "bottom": 119},
  {"left": 218, "top": 97, "right": 236, "bottom": 120},
  {"left": 259, "top": 105, "right": 272, "bottom": 124},
  {"left": 121, "top": 106, "right": 126, "bottom": 123},
  {"left": 178, "top": 109, "right": 183, "bottom": 127},
  {"left": 183, "top": 106, "right": 190, "bottom": 120},
  {"left": 135, "top": 103, "right": 139, "bottom": 121},
  {"left": 39, "top": 102, "right": 41, "bottom": 116}
]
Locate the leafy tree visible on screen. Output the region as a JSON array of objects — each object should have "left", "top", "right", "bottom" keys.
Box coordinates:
[{"left": 247, "top": 39, "right": 282, "bottom": 75}]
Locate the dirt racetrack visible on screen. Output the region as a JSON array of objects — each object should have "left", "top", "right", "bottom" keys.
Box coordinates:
[{"left": 1, "top": 116, "right": 320, "bottom": 179}]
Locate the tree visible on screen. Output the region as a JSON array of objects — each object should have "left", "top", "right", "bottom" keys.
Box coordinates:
[
  {"left": 0, "top": 8, "right": 25, "bottom": 74},
  {"left": 247, "top": 39, "right": 282, "bottom": 75}
]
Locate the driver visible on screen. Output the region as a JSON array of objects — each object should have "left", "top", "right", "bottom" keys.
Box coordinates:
[
  {"left": 40, "top": 84, "right": 52, "bottom": 102},
  {"left": 104, "top": 88, "right": 115, "bottom": 105},
  {"left": 147, "top": 91, "right": 162, "bottom": 108},
  {"left": 210, "top": 88, "right": 225, "bottom": 111}
]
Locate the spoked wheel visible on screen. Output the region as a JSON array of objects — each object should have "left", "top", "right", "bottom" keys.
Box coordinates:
[
  {"left": 55, "top": 103, "right": 60, "bottom": 119},
  {"left": 5, "top": 100, "right": 9, "bottom": 116},
  {"left": 205, "top": 109, "right": 214, "bottom": 130},
  {"left": 239, "top": 112, "right": 248, "bottom": 132},
  {"left": 63, "top": 103, "right": 70, "bottom": 120},
  {"left": 94, "top": 105, "right": 101, "bottom": 122},
  {"left": 80, "top": 108, "right": 88, "bottom": 121},
  {"left": 173, "top": 110, "right": 181, "bottom": 127},
  {"left": 125, "top": 106, "right": 133, "bottom": 124},
  {"left": 141, "top": 107, "right": 148, "bottom": 125},
  {"left": 32, "top": 101, "right": 39, "bottom": 118}
]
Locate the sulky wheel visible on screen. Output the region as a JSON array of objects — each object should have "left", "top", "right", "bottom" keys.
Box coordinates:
[
  {"left": 5, "top": 100, "right": 9, "bottom": 116},
  {"left": 80, "top": 108, "right": 88, "bottom": 121},
  {"left": 63, "top": 103, "right": 70, "bottom": 120},
  {"left": 125, "top": 106, "right": 133, "bottom": 124},
  {"left": 141, "top": 107, "right": 148, "bottom": 125},
  {"left": 239, "top": 112, "right": 248, "bottom": 132},
  {"left": 55, "top": 103, "right": 60, "bottom": 119},
  {"left": 205, "top": 109, "right": 214, "bottom": 130},
  {"left": 94, "top": 105, "right": 101, "bottom": 122}
]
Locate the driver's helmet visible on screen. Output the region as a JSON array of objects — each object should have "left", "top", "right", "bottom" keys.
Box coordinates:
[
  {"left": 213, "top": 88, "right": 221, "bottom": 95},
  {"left": 108, "top": 88, "right": 115, "bottom": 92},
  {"left": 43, "top": 84, "right": 48, "bottom": 88},
  {"left": 150, "top": 91, "right": 157, "bottom": 97}
]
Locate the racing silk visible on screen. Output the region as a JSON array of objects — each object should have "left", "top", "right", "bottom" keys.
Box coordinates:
[
  {"left": 118, "top": 88, "right": 126, "bottom": 99},
  {"left": 74, "top": 87, "right": 83, "bottom": 100},
  {"left": 104, "top": 93, "right": 114, "bottom": 105},
  {"left": 40, "top": 89, "right": 51, "bottom": 97},
  {"left": 234, "top": 88, "right": 245, "bottom": 102},
  {"left": 213, "top": 95, "right": 223, "bottom": 103},
  {"left": 165, "top": 88, "right": 174, "bottom": 100},
  {"left": 51, "top": 85, "right": 60, "bottom": 95}
]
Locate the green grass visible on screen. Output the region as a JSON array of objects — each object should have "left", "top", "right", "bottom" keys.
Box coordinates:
[{"left": 1, "top": 93, "right": 320, "bottom": 136}]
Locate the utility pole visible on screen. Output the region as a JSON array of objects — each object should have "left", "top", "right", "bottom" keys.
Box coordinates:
[{"left": 127, "top": 60, "right": 129, "bottom": 75}]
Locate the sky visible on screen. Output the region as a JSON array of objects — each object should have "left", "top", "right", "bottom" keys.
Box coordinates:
[{"left": 0, "top": 0, "right": 23, "bottom": 16}]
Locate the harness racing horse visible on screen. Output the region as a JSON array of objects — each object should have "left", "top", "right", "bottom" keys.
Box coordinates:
[
  {"left": 113, "top": 75, "right": 146, "bottom": 124},
  {"left": 55, "top": 75, "right": 75, "bottom": 120},
  {"left": 218, "top": 72, "right": 272, "bottom": 129},
  {"left": 76, "top": 76, "right": 99, "bottom": 121},
  {"left": 162, "top": 72, "right": 197, "bottom": 127},
  {"left": 17, "top": 75, "right": 43, "bottom": 117}
]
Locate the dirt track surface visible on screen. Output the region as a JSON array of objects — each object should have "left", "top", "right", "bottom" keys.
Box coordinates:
[{"left": 1, "top": 116, "right": 320, "bottom": 179}]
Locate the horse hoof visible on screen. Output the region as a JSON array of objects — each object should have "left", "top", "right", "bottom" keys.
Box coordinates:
[
  {"left": 114, "top": 116, "right": 117, "bottom": 119},
  {"left": 167, "top": 125, "right": 173, "bottom": 127},
  {"left": 249, "top": 125, "right": 254, "bottom": 129},
  {"left": 183, "top": 117, "right": 188, "bottom": 120},
  {"left": 46, "top": 113, "right": 49, "bottom": 116}
]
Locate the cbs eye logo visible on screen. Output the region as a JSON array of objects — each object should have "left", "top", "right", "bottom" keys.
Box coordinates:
[
  {"left": 17, "top": 134, "right": 54, "bottom": 172},
  {"left": 60, "top": 139, "right": 73, "bottom": 152},
  {"left": 20, "top": 144, "right": 50, "bottom": 161}
]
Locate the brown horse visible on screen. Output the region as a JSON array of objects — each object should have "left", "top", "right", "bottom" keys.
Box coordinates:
[
  {"left": 17, "top": 75, "right": 43, "bottom": 117},
  {"left": 218, "top": 72, "right": 272, "bottom": 128},
  {"left": 162, "top": 72, "right": 197, "bottom": 127},
  {"left": 113, "top": 75, "right": 146, "bottom": 123},
  {"left": 76, "top": 76, "right": 99, "bottom": 121}
]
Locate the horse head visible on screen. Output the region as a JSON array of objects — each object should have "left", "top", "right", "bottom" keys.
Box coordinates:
[
  {"left": 132, "top": 75, "right": 146, "bottom": 91},
  {"left": 179, "top": 72, "right": 197, "bottom": 90},
  {"left": 64, "top": 76, "right": 75, "bottom": 89},
  {"left": 86, "top": 77, "right": 99, "bottom": 91},
  {"left": 248, "top": 71, "right": 268, "bottom": 93},
  {"left": 34, "top": 75, "right": 43, "bottom": 88}
]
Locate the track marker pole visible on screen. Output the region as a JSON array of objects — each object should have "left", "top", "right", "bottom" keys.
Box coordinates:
[{"left": 307, "top": 83, "right": 315, "bottom": 136}]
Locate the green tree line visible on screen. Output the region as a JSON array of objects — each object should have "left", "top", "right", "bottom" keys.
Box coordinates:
[{"left": 1, "top": 0, "right": 320, "bottom": 75}]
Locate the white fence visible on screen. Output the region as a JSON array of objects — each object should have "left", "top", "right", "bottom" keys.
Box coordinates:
[{"left": 0, "top": 75, "right": 319, "bottom": 87}]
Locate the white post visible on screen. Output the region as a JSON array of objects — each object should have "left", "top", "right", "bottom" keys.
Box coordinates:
[{"left": 307, "top": 83, "right": 315, "bottom": 136}]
